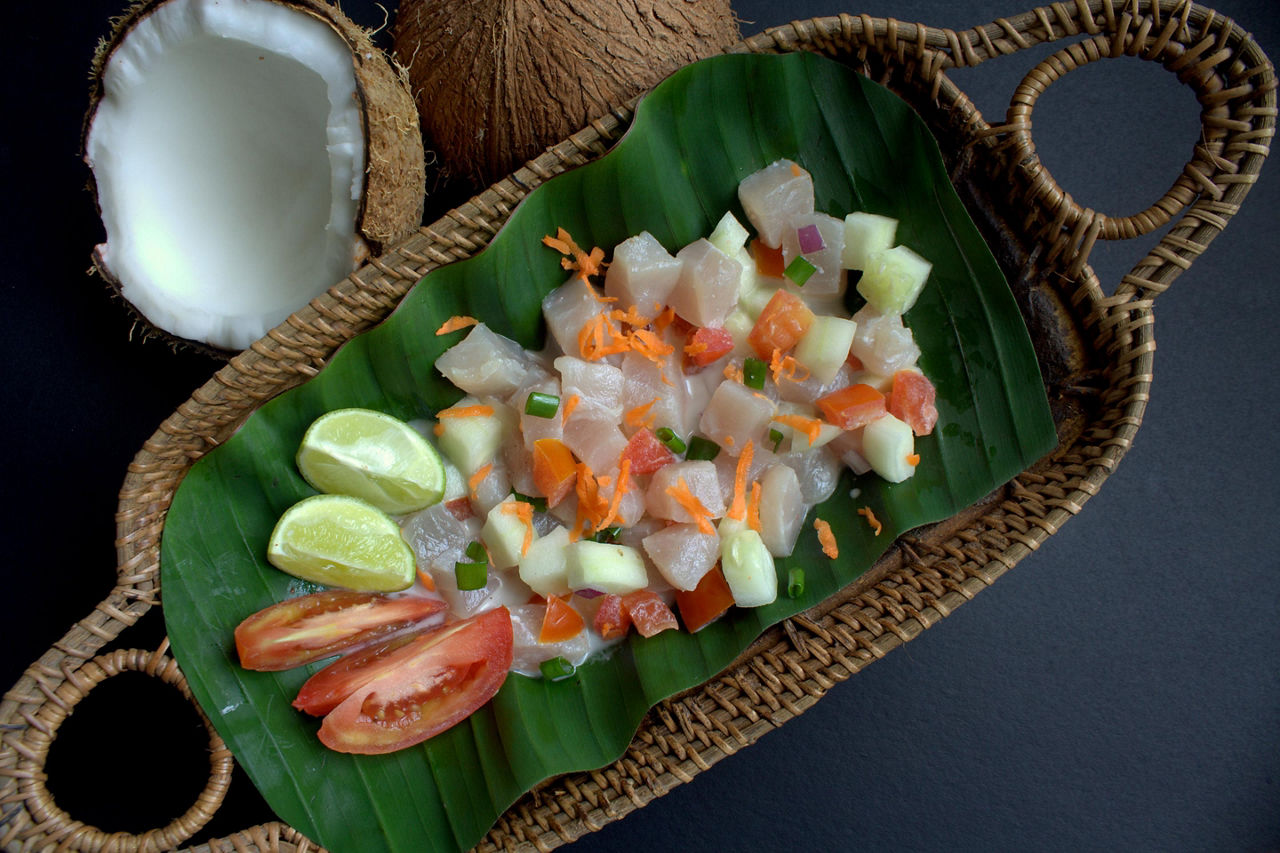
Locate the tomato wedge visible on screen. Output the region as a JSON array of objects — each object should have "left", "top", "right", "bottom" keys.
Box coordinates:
[
  {"left": 234, "top": 591, "right": 444, "bottom": 671},
  {"left": 674, "top": 565, "right": 735, "bottom": 633},
  {"left": 314, "top": 607, "right": 514, "bottom": 755}
]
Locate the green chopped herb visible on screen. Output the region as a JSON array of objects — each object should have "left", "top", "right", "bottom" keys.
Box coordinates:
[
  {"left": 769, "top": 428, "right": 785, "bottom": 452},
  {"left": 784, "top": 255, "right": 817, "bottom": 286},
  {"left": 594, "top": 525, "right": 623, "bottom": 543},
  {"left": 743, "top": 357, "right": 767, "bottom": 389},
  {"left": 686, "top": 435, "right": 721, "bottom": 461},
  {"left": 540, "top": 656, "right": 576, "bottom": 681},
  {"left": 454, "top": 560, "right": 488, "bottom": 591},
  {"left": 655, "top": 427, "right": 687, "bottom": 455},
  {"left": 787, "top": 567, "right": 806, "bottom": 599},
  {"left": 524, "top": 391, "right": 560, "bottom": 419},
  {"left": 465, "top": 540, "right": 487, "bottom": 562},
  {"left": 512, "top": 491, "right": 548, "bottom": 513}
]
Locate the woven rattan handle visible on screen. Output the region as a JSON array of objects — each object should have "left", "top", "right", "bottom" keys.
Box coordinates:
[{"left": 7, "top": 642, "right": 234, "bottom": 852}]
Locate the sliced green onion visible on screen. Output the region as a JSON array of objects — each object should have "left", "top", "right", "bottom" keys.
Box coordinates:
[
  {"left": 769, "top": 428, "right": 785, "bottom": 452},
  {"left": 686, "top": 435, "right": 721, "bottom": 461},
  {"left": 524, "top": 391, "right": 560, "bottom": 419},
  {"left": 593, "top": 525, "right": 622, "bottom": 543},
  {"left": 787, "top": 567, "right": 806, "bottom": 599},
  {"left": 784, "top": 256, "right": 817, "bottom": 286},
  {"left": 743, "top": 357, "right": 767, "bottom": 389},
  {"left": 454, "top": 560, "right": 488, "bottom": 591},
  {"left": 512, "top": 491, "right": 548, "bottom": 513},
  {"left": 465, "top": 540, "right": 487, "bottom": 562},
  {"left": 540, "top": 656, "right": 576, "bottom": 681},
  {"left": 655, "top": 427, "right": 687, "bottom": 455}
]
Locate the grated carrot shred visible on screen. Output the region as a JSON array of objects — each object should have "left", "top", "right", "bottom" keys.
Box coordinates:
[
  {"left": 906, "top": 453, "right": 921, "bottom": 467},
  {"left": 625, "top": 398, "right": 659, "bottom": 429},
  {"left": 611, "top": 305, "right": 650, "bottom": 328},
  {"left": 435, "top": 315, "right": 478, "bottom": 335},
  {"left": 857, "top": 506, "right": 883, "bottom": 537},
  {"left": 562, "top": 394, "right": 581, "bottom": 422},
  {"left": 746, "top": 481, "right": 762, "bottom": 532},
  {"left": 790, "top": 162, "right": 804, "bottom": 177},
  {"left": 665, "top": 477, "right": 715, "bottom": 535},
  {"left": 723, "top": 362, "right": 744, "bottom": 384},
  {"left": 468, "top": 463, "right": 492, "bottom": 499},
  {"left": 596, "top": 458, "right": 632, "bottom": 532},
  {"left": 727, "top": 440, "right": 755, "bottom": 521},
  {"left": 772, "top": 413, "right": 823, "bottom": 446},
  {"left": 501, "top": 500, "right": 535, "bottom": 556},
  {"left": 416, "top": 567, "right": 436, "bottom": 591},
  {"left": 815, "top": 518, "right": 839, "bottom": 558},
  {"left": 652, "top": 305, "right": 677, "bottom": 333},
  {"left": 543, "top": 227, "right": 607, "bottom": 282},
  {"left": 438, "top": 404, "right": 494, "bottom": 419},
  {"left": 769, "top": 349, "right": 809, "bottom": 383},
  {"left": 684, "top": 340, "right": 708, "bottom": 358}
]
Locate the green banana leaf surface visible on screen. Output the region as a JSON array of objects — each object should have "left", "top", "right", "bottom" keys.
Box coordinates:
[{"left": 162, "top": 51, "right": 1057, "bottom": 853}]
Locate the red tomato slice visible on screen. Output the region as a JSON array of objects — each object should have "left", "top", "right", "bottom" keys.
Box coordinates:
[
  {"left": 621, "top": 590, "right": 678, "bottom": 638},
  {"left": 748, "top": 290, "right": 814, "bottom": 359},
  {"left": 593, "top": 593, "right": 633, "bottom": 640},
  {"left": 539, "top": 594, "right": 585, "bottom": 644},
  {"left": 621, "top": 427, "right": 676, "bottom": 476},
  {"left": 816, "top": 383, "right": 887, "bottom": 430},
  {"left": 314, "top": 607, "right": 514, "bottom": 755},
  {"left": 674, "top": 565, "right": 735, "bottom": 633},
  {"left": 684, "top": 326, "right": 734, "bottom": 371},
  {"left": 292, "top": 631, "right": 423, "bottom": 716},
  {"left": 234, "top": 591, "right": 444, "bottom": 672},
  {"left": 887, "top": 369, "right": 938, "bottom": 436}
]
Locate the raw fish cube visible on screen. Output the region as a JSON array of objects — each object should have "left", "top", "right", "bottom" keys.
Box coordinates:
[
  {"left": 543, "top": 276, "right": 607, "bottom": 357},
  {"left": 509, "top": 603, "right": 590, "bottom": 677},
  {"left": 850, "top": 306, "right": 921, "bottom": 376},
  {"left": 646, "top": 460, "right": 726, "bottom": 523},
  {"left": 435, "top": 323, "right": 534, "bottom": 397},
  {"left": 621, "top": 350, "right": 691, "bottom": 436},
  {"left": 698, "top": 380, "right": 776, "bottom": 457},
  {"left": 517, "top": 377, "right": 564, "bottom": 449},
  {"left": 755, "top": 464, "right": 804, "bottom": 557},
  {"left": 642, "top": 523, "right": 720, "bottom": 591},
  {"left": 669, "top": 239, "right": 743, "bottom": 328},
  {"left": 562, "top": 406, "right": 628, "bottom": 473},
  {"left": 604, "top": 231, "right": 681, "bottom": 318},
  {"left": 780, "top": 213, "right": 847, "bottom": 297},
  {"left": 555, "top": 355, "right": 624, "bottom": 419},
  {"left": 738, "top": 159, "right": 815, "bottom": 248},
  {"left": 777, "top": 446, "right": 843, "bottom": 504}
]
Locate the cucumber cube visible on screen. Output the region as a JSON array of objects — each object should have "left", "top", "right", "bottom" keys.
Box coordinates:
[
  {"left": 434, "top": 397, "right": 514, "bottom": 477},
  {"left": 709, "top": 211, "right": 750, "bottom": 256},
  {"left": 856, "top": 245, "right": 932, "bottom": 315},
  {"left": 482, "top": 498, "right": 534, "bottom": 569},
  {"left": 565, "top": 540, "right": 649, "bottom": 595},
  {"left": 720, "top": 527, "right": 777, "bottom": 607},
  {"left": 518, "top": 525, "right": 572, "bottom": 597},
  {"left": 795, "top": 314, "right": 858, "bottom": 385},
  {"left": 842, "top": 212, "right": 898, "bottom": 270},
  {"left": 863, "top": 412, "right": 916, "bottom": 483}
]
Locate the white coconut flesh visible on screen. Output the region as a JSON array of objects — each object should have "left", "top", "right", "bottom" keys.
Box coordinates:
[{"left": 87, "top": 0, "right": 367, "bottom": 351}]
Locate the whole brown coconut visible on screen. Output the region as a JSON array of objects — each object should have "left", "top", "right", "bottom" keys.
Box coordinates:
[
  {"left": 85, "top": 0, "right": 426, "bottom": 353},
  {"left": 393, "top": 0, "right": 740, "bottom": 187}
]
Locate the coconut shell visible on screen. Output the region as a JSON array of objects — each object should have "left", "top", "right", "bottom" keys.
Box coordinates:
[
  {"left": 85, "top": 0, "right": 426, "bottom": 354},
  {"left": 393, "top": 0, "right": 740, "bottom": 187}
]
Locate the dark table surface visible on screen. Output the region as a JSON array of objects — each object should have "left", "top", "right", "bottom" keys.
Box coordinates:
[{"left": 3, "top": 0, "right": 1277, "bottom": 850}]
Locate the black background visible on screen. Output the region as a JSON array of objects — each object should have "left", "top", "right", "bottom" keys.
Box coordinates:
[{"left": 3, "top": 0, "right": 1277, "bottom": 850}]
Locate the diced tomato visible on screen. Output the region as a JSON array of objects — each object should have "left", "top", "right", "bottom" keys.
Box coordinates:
[
  {"left": 234, "top": 591, "right": 445, "bottom": 672},
  {"left": 312, "top": 607, "right": 513, "bottom": 755},
  {"left": 748, "top": 290, "right": 814, "bottom": 359},
  {"left": 684, "top": 326, "right": 735, "bottom": 371},
  {"left": 674, "top": 565, "right": 735, "bottom": 633},
  {"left": 621, "top": 427, "right": 676, "bottom": 475},
  {"left": 539, "top": 594, "right": 585, "bottom": 644},
  {"left": 532, "top": 438, "right": 578, "bottom": 507},
  {"left": 621, "top": 590, "right": 678, "bottom": 638},
  {"left": 751, "top": 239, "right": 786, "bottom": 279},
  {"left": 593, "top": 593, "right": 633, "bottom": 640},
  {"left": 887, "top": 369, "right": 938, "bottom": 436},
  {"left": 443, "top": 497, "right": 474, "bottom": 520},
  {"left": 816, "top": 383, "right": 887, "bottom": 429}
]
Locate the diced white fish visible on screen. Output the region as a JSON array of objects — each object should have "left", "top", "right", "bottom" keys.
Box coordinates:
[
  {"left": 435, "top": 323, "right": 534, "bottom": 398},
  {"left": 401, "top": 502, "right": 481, "bottom": 574},
  {"left": 543, "top": 276, "right": 606, "bottom": 358},
  {"left": 713, "top": 442, "right": 779, "bottom": 499},
  {"left": 777, "top": 446, "right": 844, "bottom": 505},
  {"left": 828, "top": 428, "right": 873, "bottom": 475},
  {"left": 555, "top": 355, "right": 624, "bottom": 419},
  {"left": 508, "top": 603, "right": 592, "bottom": 677},
  {"left": 642, "top": 523, "right": 720, "bottom": 591},
  {"left": 468, "top": 459, "right": 511, "bottom": 517},
  {"left": 699, "top": 380, "right": 776, "bottom": 457},
  {"left": 756, "top": 464, "right": 805, "bottom": 557},
  {"left": 738, "top": 159, "right": 815, "bottom": 248},
  {"left": 646, "top": 460, "right": 726, "bottom": 523},
  {"left": 774, "top": 360, "right": 859, "bottom": 406},
  {"left": 562, "top": 406, "right": 628, "bottom": 473},
  {"left": 516, "top": 377, "right": 564, "bottom": 450},
  {"left": 621, "top": 350, "right": 690, "bottom": 437},
  {"left": 669, "top": 239, "right": 743, "bottom": 328},
  {"left": 604, "top": 231, "right": 682, "bottom": 318},
  {"left": 850, "top": 305, "right": 921, "bottom": 376},
  {"left": 780, "top": 212, "right": 847, "bottom": 297}
]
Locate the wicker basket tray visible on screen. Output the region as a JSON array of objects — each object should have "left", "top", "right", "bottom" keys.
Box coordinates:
[{"left": 1, "top": 0, "right": 1273, "bottom": 850}]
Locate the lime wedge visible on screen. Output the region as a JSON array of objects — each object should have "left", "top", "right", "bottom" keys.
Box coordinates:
[
  {"left": 297, "top": 408, "right": 445, "bottom": 514},
  {"left": 267, "top": 495, "right": 416, "bottom": 592}
]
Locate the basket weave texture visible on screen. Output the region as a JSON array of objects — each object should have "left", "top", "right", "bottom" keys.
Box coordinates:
[{"left": 1, "top": 1, "right": 1273, "bottom": 851}]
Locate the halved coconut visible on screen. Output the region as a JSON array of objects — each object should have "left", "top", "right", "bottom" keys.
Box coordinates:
[{"left": 85, "top": 0, "right": 425, "bottom": 352}]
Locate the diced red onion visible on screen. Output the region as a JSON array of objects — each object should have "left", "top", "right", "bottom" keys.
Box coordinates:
[
  {"left": 797, "top": 223, "right": 825, "bottom": 254},
  {"left": 574, "top": 588, "right": 605, "bottom": 599}
]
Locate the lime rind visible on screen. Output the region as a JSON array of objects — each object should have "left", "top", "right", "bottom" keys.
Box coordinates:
[
  {"left": 266, "top": 494, "right": 416, "bottom": 592},
  {"left": 296, "top": 408, "right": 446, "bottom": 515}
]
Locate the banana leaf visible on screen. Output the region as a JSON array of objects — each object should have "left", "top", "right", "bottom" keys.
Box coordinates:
[{"left": 162, "top": 51, "right": 1056, "bottom": 853}]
